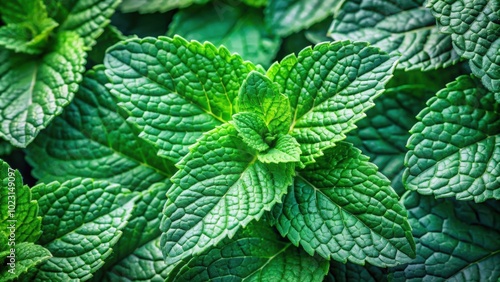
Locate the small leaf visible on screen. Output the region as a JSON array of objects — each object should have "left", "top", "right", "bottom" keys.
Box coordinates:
[
  {"left": 233, "top": 112, "right": 270, "bottom": 152},
  {"left": 258, "top": 134, "right": 301, "bottom": 163},
  {"left": 167, "top": 221, "right": 329, "bottom": 281},
  {"left": 404, "top": 75, "right": 500, "bottom": 202},
  {"left": 161, "top": 123, "right": 293, "bottom": 268},
  {"left": 105, "top": 35, "right": 257, "bottom": 161},
  {"left": 271, "top": 142, "right": 416, "bottom": 267},
  {"left": 120, "top": 0, "right": 210, "bottom": 13},
  {"left": 31, "top": 178, "right": 135, "bottom": 281},
  {"left": 428, "top": 0, "right": 500, "bottom": 92},
  {"left": 238, "top": 71, "right": 292, "bottom": 135},
  {"left": 267, "top": 40, "right": 398, "bottom": 165},
  {"left": 329, "top": 0, "right": 460, "bottom": 71},
  {"left": 0, "top": 242, "right": 52, "bottom": 282},
  {"left": 168, "top": 2, "right": 281, "bottom": 67},
  {"left": 0, "top": 31, "right": 86, "bottom": 147},
  {"left": 0, "top": 19, "right": 58, "bottom": 54},
  {"left": 390, "top": 193, "right": 500, "bottom": 281}
]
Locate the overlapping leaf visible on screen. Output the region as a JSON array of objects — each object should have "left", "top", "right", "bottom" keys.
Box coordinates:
[
  {"left": 30, "top": 178, "right": 134, "bottom": 281},
  {"left": 324, "top": 261, "right": 388, "bottom": 282},
  {"left": 0, "top": 32, "right": 86, "bottom": 147},
  {"left": 390, "top": 193, "right": 500, "bottom": 281},
  {"left": 404, "top": 75, "right": 500, "bottom": 202},
  {"left": 168, "top": 2, "right": 280, "bottom": 67},
  {"left": 161, "top": 123, "right": 294, "bottom": 268},
  {"left": 329, "top": 0, "right": 460, "bottom": 71},
  {"left": 120, "top": 0, "right": 210, "bottom": 13},
  {"left": 267, "top": 40, "right": 398, "bottom": 165},
  {"left": 25, "top": 66, "right": 175, "bottom": 192},
  {"left": 166, "top": 221, "right": 329, "bottom": 281},
  {"left": 271, "top": 142, "right": 415, "bottom": 267},
  {"left": 105, "top": 36, "right": 257, "bottom": 162},
  {"left": 429, "top": 0, "right": 500, "bottom": 92}
]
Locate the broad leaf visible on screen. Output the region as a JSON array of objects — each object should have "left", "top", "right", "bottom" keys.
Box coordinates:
[
  {"left": 233, "top": 112, "right": 270, "bottom": 152},
  {"left": 161, "top": 123, "right": 293, "bottom": 268},
  {"left": 31, "top": 178, "right": 134, "bottom": 281},
  {"left": 404, "top": 75, "right": 500, "bottom": 202},
  {"left": 329, "top": 0, "right": 460, "bottom": 71},
  {"left": 25, "top": 66, "right": 175, "bottom": 192},
  {"left": 267, "top": 40, "right": 398, "bottom": 165},
  {"left": 168, "top": 2, "right": 281, "bottom": 67},
  {"left": 390, "top": 193, "right": 500, "bottom": 281},
  {"left": 105, "top": 36, "right": 257, "bottom": 162},
  {"left": 0, "top": 31, "right": 86, "bottom": 147},
  {"left": 258, "top": 134, "right": 301, "bottom": 163},
  {"left": 0, "top": 242, "right": 52, "bottom": 282},
  {"left": 271, "top": 142, "right": 415, "bottom": 267},
  {"left": 428, "top": 0, "right": 500, "bottom": 92},
  {"left": 120, "top": 0, "right": 210, "bottom": 13},
  {"left": 167, "top": 221, "right": 329, "bottom": 281},
  {"left": 238, "top": 71, "right": 292, "bottom": 135},
  {"left": 265, "top": 0, "right": 343, "bottom": 37}
]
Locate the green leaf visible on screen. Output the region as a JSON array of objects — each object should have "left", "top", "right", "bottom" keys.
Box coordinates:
[
  {"left": 267, "top": 40, "right": 398, "bottom": 165},
  {"left": 404, "top": 75, "right": 500, "bottom": 202},
  {"left": 233, "top": 112, "right": 270, "bottom": 152},
  {"left": 238, "top": 71, "right": 292, "bottom": 135},
  {"left": 0, "top": 141, "right": 14, "bottom": 156},
  {"left": 31, "top": 178, "right": 134, "bottom": 281},
  {"left": 25, "top": 66, "right": 175, "bottom": 192},
  {"left": 88, "top": 25, "right": 126, "bottom": 64},
  {"left": 167, "top": 221, "right": 329, "bottom": 281},
  {"left": 241, "top": 0, "right": 268, "bottom": 7},
  {"left": 161, "top": 123, "right": 294, "bottom": 268},
  {"left": 428, "top": 0, "right": 500, "bottom": 92},
  {"left": 105, "top": 36, "right": 257, "bottom": 162},
  {"left": 258, "top": 134, "right": 301, "bottom": 163},
  {"left": 265, "top": 0, "right": 343, "bottom": 37},
  {"left": 120, "top": 0, "right": 210, "bottom": 13},
  {"left": 328, "top": 0, "right": 460, "bottom": 71},
  {"left": 0, "top": 242, "right": 52, "bottom": 282},
  {"left": 0, "top": 31, "right": 86, "bottom": 147},
  {"left": 390, "top": 193, "right": 500, "bottom": 281},
  {"left": 168, "top": 2, "right": 281, "bottom": 67},
  {"left": 324, "top": 261, "right": 388, "bottom": 282},
  {"left": 271, "top": 142, "right": 415, "bottom": 267}
]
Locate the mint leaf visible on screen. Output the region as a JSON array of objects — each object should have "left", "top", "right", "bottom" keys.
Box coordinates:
[
  {"left": 428, "top": 0, "right": 500, "bottom": 92},
  {"left": 390, "top": 193, "right": 500, "bottom": 281},
  {"left": 88, "top": 25, "right": 126, "bottom": 64},
  {"left": 238, "top": 71, "right": 292, "bottom": 135},
  {"left": 0, "top": 31, "right": 86, "bottom": 147},
  {"left": 329, "top": 0, "right": 460, "bottom": 71},
  {"left": 161, "top": 123, "right": 293, "bottom": 267},
  {"left": 267, "top": 40, "right": 398, "bottom": 165},
  {"left": 168, "top": 2, "right": 281, "bottom": 67},
  {"left": 233, "top": 112, "right": 270, "bottom": 152},
  {"left": 325, "top": 261, "right": 387, "bottom": 282},
  {"left": 258, "top": 134, "right": 301, "bottom": 163},
  {"left": 167, "top": 221, "right": 329, "bottom": 281},
  {"left": 120, "top": 0, "right": 210, "bottom": 13},
  {"left": 241, "top": 0, "right": 268, "bottom": 7},
  {"left": 264, "top": 0, "right": 342, "bottom": 37},
  {"left": 271, "top": 142, "right": 415, "bottom": 267},
  {"left": 0, "top": 242, "right": 52, "bottom": 282},
  {"left": 31, "top": 178, "right": 134, "bottom": 281},
  {"left": 25, "top": 66, "right": 175, "bottom": 192},
  {"left": 105, "top": 36, "right": 257, "bottom": 162},
  {"left": 404, "top": 75, "right": 500, "bottom": 202}
]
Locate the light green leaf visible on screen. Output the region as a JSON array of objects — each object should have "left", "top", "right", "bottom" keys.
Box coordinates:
[
  {"left": 390, "top": 193, "right": 500, "bottom": 281},
  {"left": 167, "top": 221, "right": 329, "bottom": 281},
  {"left": 0, "top": 242, "right": 52, "bottom": 282},
  {"left": 233, "top": 112, "right": 270, "bottom": 152},
  {"left": 241, "top": 0, "right": 268, "bottom": 7},
  {"left": 265, "top": 0, "right": 343, "bottom": 37},
  {"left": 120, "top": 0, "right": 210, "bottom": 13},
  {"left": 168, "top": 2, "right": 281, "bottom": 67},
  {"left": 105, "top": 36, "right": 257, "bottom": 162},
  {"left": 404, "top": 75, "right": 500, "bottom": 202},
  {"left": 271, "top": 142, "right": 415, "bottom": 267},
  {"left": 267, "top": 40, "right": 398, "bottom": 165},
  {"left": 25, "top": 66, "right": 175, "bottom": 192},
  {"left": 0, "top": 31, "right": 86, "bottom": 147},
  {"left": 31, "top": 178, "right": 134, "bottom": 281},
  {"left": 161, "top": 123, "right": 293, "bottom": 268},
  {"left": 258, "top": 134, "right": 301, "bottom": 163},
  {"left": 428, "top": 0, "right": 500, "bottom": 92},
  {"left": 238, "top": 71, "right": 292, "bottom": 135},
  {"left": 328, "top": 0, "right": 460, "bottom": 71}
]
